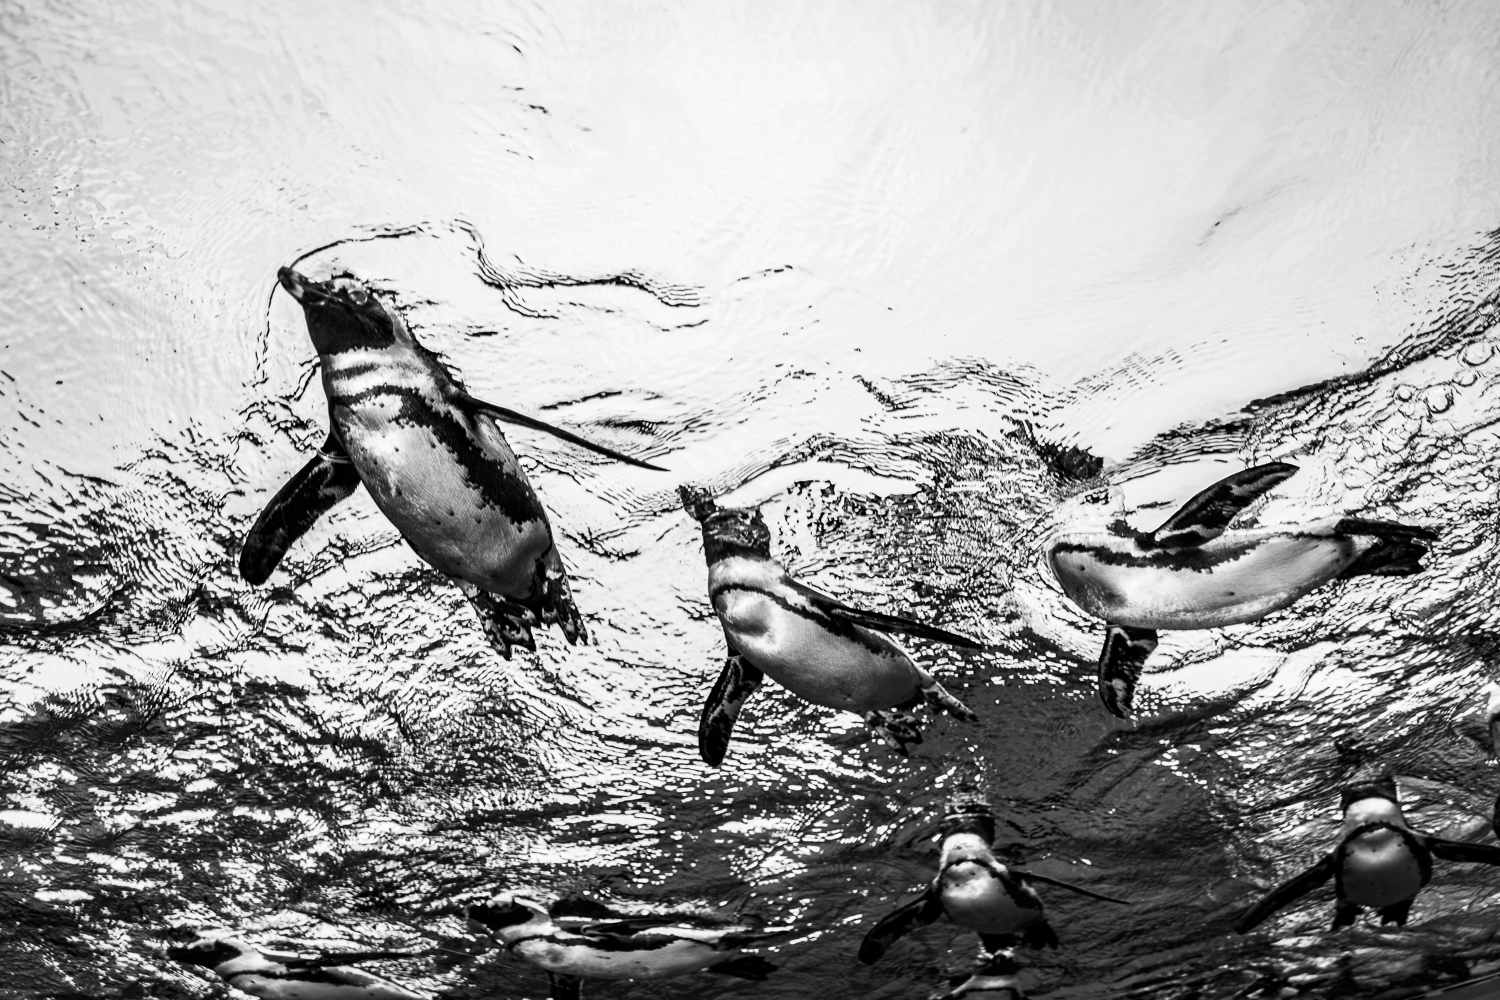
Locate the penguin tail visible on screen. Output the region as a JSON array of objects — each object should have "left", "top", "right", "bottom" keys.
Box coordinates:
[{"left": 1018, "top": 920, "right": 1060, "bottom": 950}]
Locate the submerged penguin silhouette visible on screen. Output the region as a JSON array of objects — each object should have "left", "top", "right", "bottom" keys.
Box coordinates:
[
  {"left": 931, "top": 947, "right": 1028, "bottom": 1000},
  {"left": 467, "top": 894, "right": 785, "bottom": 999},
  {"left": 679, "top": 484, "right": 979, "bottom": 764},
  {"left": 167, "top": 935, "right": 430, "bottom": 999},
  {"left": 1235, "top": 772, "right": 1500, "bottom": 932},
  {"left": 859, "top": 799, "right": 1129, "bottom": 966},
  {"left": 240, "top": 267, "right": 663, "bottom": 657},
  {"left": 1047, "top": 462, "right": 1437, "bottom": 717}
]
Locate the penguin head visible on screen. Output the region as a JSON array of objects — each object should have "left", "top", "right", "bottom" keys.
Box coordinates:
[
  {"left": 940, "top": 798, "right": 997, "bottom": 844},
  {"left": 278, "top": 267, "right": 399, "bottom": 355},
  {"left": 467, "top": 894, "right": 550, "bottom": 941},
  {"left": 166, "top": 934, "right": 253, "bottom": 969},
  {"left": 1341, "top": 771, "right": 1399, "bottom": 811},
  {"left": 698, "top": 506, "right": 772, "bottom": 564}
]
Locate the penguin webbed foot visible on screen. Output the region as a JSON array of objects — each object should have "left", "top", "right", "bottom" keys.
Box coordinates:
[
  {"left": 462, "top": 584, "right": 538, "bottom": 659},
  {"left": 922, "top": 678, "right": 978, "bottom": 722},
  {"left": 1330, "top": 902, "right": 1361, "bottom": 930},
  {"left": 1018, "top": 920, "right": 1060, "bottom": 950},
  {"left": 1378, "top": 900, "right": 1413, "bottom": 926},
  {"left": 864, "top": 709, "right": 923, "bottom": 754}
]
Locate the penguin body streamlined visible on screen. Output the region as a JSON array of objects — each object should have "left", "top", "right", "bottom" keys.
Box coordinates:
[
  {"left": 679, "top": 485, "right": 979, "bottom": 764},
  {"left": 1235, "top": 773, "right": 1500, "bottom": 932},
  {"left": 858, "top": 800, "right": 1129, "bottom": 964},
  {"left": 167, "top": 935, "right": 430, "bottom": 1000},
  {"left": 240, "top": 267, "right": 662, "bottom": 657},
  {"left": 467, "top": 894, "right": 784, "bottom": 999},
  {"left": 1046, "top": 462, "right": 1436, "bottom": 717}
]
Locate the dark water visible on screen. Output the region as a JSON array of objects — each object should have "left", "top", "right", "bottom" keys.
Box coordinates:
[{"left": 7, "top": 3, "right": 1500, "bottom": 999}]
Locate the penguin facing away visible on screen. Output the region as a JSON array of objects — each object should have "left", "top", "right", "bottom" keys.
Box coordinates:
[
  {"left": 1046, "top": 462, "right": 1437, "bottom": 717},
  {"left": 679, "top": 484, "right": 980, "bottom": 764},
  {"left": 858, "top": 800, "right": 1130, "bottom": 966},
  {"left": 467, "top": 894, "right": 785, "bottom": 999},
  {"left": 167, "top": 935, "right": 431, "bottom": 1000},
  {"left": 1235, "top": 773, "right": 1500, "bottom": 933},
  {"left": 240, "top": 267, "right": 663, "bottom": 658}
]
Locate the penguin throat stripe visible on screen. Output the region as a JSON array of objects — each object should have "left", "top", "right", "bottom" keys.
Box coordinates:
[
  {"left": 709, "top": 583, "right": 891, "bottom": 655},
  {"left": 335, "top": 383, "right": 546, "bottom": 525}
]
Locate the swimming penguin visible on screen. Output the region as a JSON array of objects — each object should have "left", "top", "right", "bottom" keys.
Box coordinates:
[
  {"left": 1487, "top": 682, "right": 1500, "bottom": 838},
  {"left": 1046, "top": 462, "right": 1437, "bottom": 717},
  {"left": 1235, "top": 772, "right": 1500, "bottom": 933},
  {"left": 679, "top": 485, "right": 980, "bottom": 764},
  {"left": 858, "top": 799, "right": 1130, "bottom": 965},
  {"left": 929, "top": 947, "right": 1028, "bottom": 999},
  {"left": 167, "top": 935, "right": 430, "bottom": 999},
  {"left": 240, "top": 267, "right": 663, "bottom": 657},
  {"left": 467, "top": 893, "right": 785, "bottom": 999}
]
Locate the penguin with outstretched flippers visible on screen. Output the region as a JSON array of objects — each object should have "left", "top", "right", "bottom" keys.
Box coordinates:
[
  {"left": 859, "top": 800, "right": 1129, "bottom": 968},
  {"left": 167, "top": 935, "right": 431, "bottom": 999},
  {"left": 241, "top": 267, "right": 663, "bottom": 657},
  {"left": 1047, "top": 462, "right": 1437, "bottom": 717},
  {"left": 680, "top": 484, "right": 980, "bottom": 764},
  {"left": 1236, "top": 772, "right": 1500, "bottom": 933},
  {"left": 467, "top": 894, "right": 785, "bottom": 998}
]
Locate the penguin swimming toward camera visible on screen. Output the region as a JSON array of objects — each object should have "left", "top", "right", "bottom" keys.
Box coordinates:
[
  {"left": 1235, "top": 772, "right": 1500, "bottom": 933},
  {"left": 858, "top": 799, "right": 1130, "bottom": 966},
  {"left": 239, "top": 267, "right": 663, "bottom": 657},
  {"left": 167, "top": 935, "right": 431, "bottom": 1000},
  {"left": 679, "top": 484, "right": 980, "bottom": 764},
  {"left": 467, "top": 893, "right": 787, "bottom": 999},
  {"left": 1046, "top": 462, "right": 1437, "bottom": 717}
]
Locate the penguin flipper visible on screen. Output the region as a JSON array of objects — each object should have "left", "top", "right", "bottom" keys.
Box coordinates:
[
  {"left": 1148, "top": 462, "right": 1299, "bottom": 548},
  {"left": 239, "top": 433, "right": 362, "bottom": 585},
  {"left": 707, "top": 955, "right": 777, "bottom": 980},
  {"left": 1425, "top": 836, "right": 1500, "bottom": 867},
  {"left": 785, "top": 580, "right": 984, "bottom": 649},
  {"left": 1097, "top": 624, "right": 1157, "bottom": 718},
  {"left": 699, "top": 652, "right": 764, "bottom": 767},
  {"left": 1234, "top": 853, "right": 1336, "bottom": 934},
  {"left": 858, "top": 887, "right": 944, "bottom": 964},
  {"left": 1012, "top": 869, "right": 1132, "bottom": 905},
  {"left": 549, "top": 972, "right": 584, "bottom": 1000},
  {"left": 455, "top": 391, "right": 666, "bottom": 471}
]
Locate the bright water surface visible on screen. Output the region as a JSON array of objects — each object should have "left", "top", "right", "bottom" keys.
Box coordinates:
[{"left": 6, "top": 2, "right": 1500, "bottom": 997}]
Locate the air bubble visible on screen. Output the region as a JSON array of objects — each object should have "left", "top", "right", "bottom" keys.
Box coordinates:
[
  {"left": 1395, "top": 384, "right": 1416, "bottom": 401},
  {"left": 1422, "top": 385, "right": 1454, "bottom": 414},
  {"left": 1461, "top": 342, "right": 1494, "bottom": 366}
]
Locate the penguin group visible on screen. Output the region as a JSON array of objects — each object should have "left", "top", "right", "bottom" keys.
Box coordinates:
[{"left": 173, "top": 261, "right": 1500, "bottom": 999}]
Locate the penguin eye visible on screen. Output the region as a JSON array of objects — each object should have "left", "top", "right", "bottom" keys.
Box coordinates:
[{"left": 348, "top": 288, "right": 369, "bottom": 305}]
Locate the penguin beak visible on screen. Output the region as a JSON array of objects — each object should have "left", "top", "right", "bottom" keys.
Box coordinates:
[{"left": 278, "top": 267, "right": 329, "bottom": 306}]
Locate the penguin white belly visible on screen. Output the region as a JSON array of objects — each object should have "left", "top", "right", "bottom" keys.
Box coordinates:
[
  {"left": 939, "top": 863, "right": 1035, "bottom": 934},
  {"left": 514, "top": 936, "right": 722, "bottom": 979},
  {"left": 714, "top": 589, "right": 921, "bottom": 711},
  {"left": 336, "top": 400, "right": 550, "bottom": 598},
  {"left": 1048, "top": 532, "right": 1362, "bottom": 629},
  {"left": 1341, "top": 829, "right": 1424, "bottom": 907}
]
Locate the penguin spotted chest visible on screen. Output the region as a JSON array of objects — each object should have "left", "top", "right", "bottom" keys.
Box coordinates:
[{"left": 239, "top": 266, "right": 663, "bottom": 657}]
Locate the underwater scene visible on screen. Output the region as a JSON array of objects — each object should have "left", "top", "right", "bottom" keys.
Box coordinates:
[{"left": 7, "top": 2, "right": 1500, "bottom": 998}]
